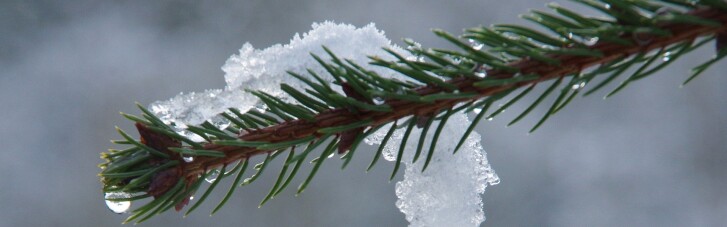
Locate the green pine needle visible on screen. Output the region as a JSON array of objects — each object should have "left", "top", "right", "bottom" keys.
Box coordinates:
[{"left": 100, "top": 1, "right": 727, "bottom": 222}]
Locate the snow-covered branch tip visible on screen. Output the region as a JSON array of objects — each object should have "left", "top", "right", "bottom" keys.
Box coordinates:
[{"left": 100, "top": 1, "right": 727, "bottom": 224}]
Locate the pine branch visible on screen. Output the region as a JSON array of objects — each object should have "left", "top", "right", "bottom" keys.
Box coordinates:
[
  {"left": 181, "top": 6, "right": 727, "bottom": 181},
  {"left": 100, "top": 1, "right": 727, "bottom": 223},
  {"left": 191, "top": 7, "right": 723, "bottom": 171}
]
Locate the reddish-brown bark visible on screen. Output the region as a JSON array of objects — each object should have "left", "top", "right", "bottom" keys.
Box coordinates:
[{"left": 138, "top": 8, "right": 727, "bottom": 180}]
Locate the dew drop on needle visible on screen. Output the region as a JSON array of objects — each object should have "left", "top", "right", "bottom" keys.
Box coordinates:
[{"left": 104, "top": 192, "right": 131, "bottom": 214}]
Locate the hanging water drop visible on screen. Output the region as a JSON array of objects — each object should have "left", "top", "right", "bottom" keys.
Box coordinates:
[
  {"left": 468, "top": 39, "right": 484, "bottom": 50},
  {"left": 182, "top": 153, "right": 194, "bottom": 162},
  {"left": 205, "top": 169, "right": 220, "bottom": 183},
  {"left": 104, "top": 192, "right": 131, "bottom": 214},
  {"left": 585, "top": 37, "right": 599, "bottom": 46},
  {"left": 473, "top": 43, "right": 484, "bottom": 50},
  {"left": 571, "top": 82, "right": 586, "bottom": 90},
  {"left": 373, "top": 97, "right": 385, "bottom": 105},
  {"left": 224, "top": 161, "right": 239, "bottom": 175},
  {"left": 474, "top": 71, "right": 487, "bottom": 78},
  {"left": 472, "top": 107, "right": 483, "bottom": 114},
  {"left": 472, "top": 64, "right": 488, "bottom": 78}
]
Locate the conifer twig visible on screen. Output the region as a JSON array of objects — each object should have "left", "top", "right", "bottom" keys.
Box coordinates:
[
  {"left": 181, "top": 7, "right": 727, "bottom": 178},
  {"left": 100, "top": 2, "right": 727, "bottom": 223}
]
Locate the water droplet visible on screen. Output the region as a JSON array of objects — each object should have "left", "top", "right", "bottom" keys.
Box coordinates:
[
  {"left": 224, "top": 161, "right": 239, "bottom": 175},
  {"left": 584, "top": 37, "right": 599, "bottom": 46},
  {"left": 466, "top": 39, "right": 483, "bottom": 51},
  {"left": 327, "top": 152, "right": 335, "bottom": 158},
  {"left": 181, "top": 154, "right": 194, "bottom": 162},
  {"left": 473, "top": 108, "right": 483, "bottom": 114},
  {"left": 567, "top": 33, "right": 574, "bottom": 39},
  {"left": 571, "top": 82, "right": 586, "bottom": 90},
  {"left": 471, "top": 64, "right": 488, "bottom": 78},
  {"left": 604, "top": 3, "right": 611, "bottom": 9},
  {"left": 486, "top": 117, "right": 494, "bottom": 121},
  {"left": 104, "top": 192, "right": 131, "bottom": 214},
  {"left": 468, "top": 39, "right": 484, "bottom": 50},
  {"left": 373, "top": 97, "right": 385, "bottom": 105},
  {"left": 205, "top": 169, "right": 220, "bottom": 183},
  {"left": 189, "top": 196, "right": 194, "bottom": 201},
  {"left": 662, "top": 51, "right": 672, "bottom": 61},
  {"left": 473, "top": 43, "right": 484, "bottom": 50}
]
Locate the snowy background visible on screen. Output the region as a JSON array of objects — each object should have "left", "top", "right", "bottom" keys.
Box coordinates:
[{"left": 2, "top": 0, "right": 726, "bottom": 226}]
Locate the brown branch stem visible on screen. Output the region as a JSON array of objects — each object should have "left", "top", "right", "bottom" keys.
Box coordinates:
[{"left": 177, "top": 8, "right": 727, "bottom": 178}]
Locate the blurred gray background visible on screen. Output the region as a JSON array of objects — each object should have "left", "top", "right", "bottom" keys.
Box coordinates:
[{"left": 1, "top": 0, "right": 726, "bottom": 226}]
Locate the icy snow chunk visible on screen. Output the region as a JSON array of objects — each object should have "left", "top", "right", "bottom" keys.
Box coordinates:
[
  {"left": 369, "top": 114, "right": 499, "bottom": 227},
  {"left": 150, "top": 89, "right": 247, "bottom": 133},
  {"left": 149, "top": 21, "right": 406, "bottom": 130}
]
